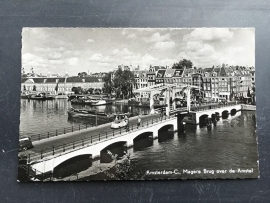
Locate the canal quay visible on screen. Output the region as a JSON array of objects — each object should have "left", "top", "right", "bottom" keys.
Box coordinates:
[{"left": 18, "top": 97, "right": 258, "bottom": 181}]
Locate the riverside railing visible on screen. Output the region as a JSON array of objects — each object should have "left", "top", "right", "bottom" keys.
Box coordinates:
[{"left": 26, "top": 115, "right": 175, "bottom": 163}]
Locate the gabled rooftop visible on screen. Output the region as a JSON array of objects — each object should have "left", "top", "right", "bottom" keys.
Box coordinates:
[
  {"left": 156, "top": 69, "right": 166, "bottom": 78},
  {"left": 164, "top": 69, "right": 175, "bottom": 78}
]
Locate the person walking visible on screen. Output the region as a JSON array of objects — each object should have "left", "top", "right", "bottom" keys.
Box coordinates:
[
  {"left": 160, "top": 107, "right": 164, "bottom": 119},
  {"left": 137, "top": 115, "right": 141, "bottom": 128},
  {"left": 125, "top": 114, "right": 129, "bottom": 132}
]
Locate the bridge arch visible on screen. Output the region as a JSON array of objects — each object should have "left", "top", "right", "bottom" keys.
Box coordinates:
[
  {"left": 231, "top": 108, "right": 237, "bottom": 115},
  {"left": 199, "top": 114, "right": 209, "bottom": 123},
  {"left": 158, "top": 124, "right": 174, "bottom": 133},
  {"left": 133, "top": 131, "right": 154, "bottom": 151},
  {"left": 53, "top": 154, "right": 92, "bottom": 178},
  {"left": 158, "top": 124, "right": 175, "bottom": 142},
  {"left": 222, "top": 110, "right": 229, "bottom": 119},
  {"left": 100, "top": 141, "right": 127, "bottom": 163},
  {"left": 133, "top": 131, "right": 154, "bottom": 142}
]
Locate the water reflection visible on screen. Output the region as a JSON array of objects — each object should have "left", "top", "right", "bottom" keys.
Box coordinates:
[
  {"left": 20, "top": 99, "right": 150, "bottom": 137},
  {"left": 158, "top": 131, "right": 174, "bottom": 143}
]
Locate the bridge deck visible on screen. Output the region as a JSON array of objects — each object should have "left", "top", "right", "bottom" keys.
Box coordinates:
[{"left": 20, "top": 113, "right": 174, "bottom": 162}]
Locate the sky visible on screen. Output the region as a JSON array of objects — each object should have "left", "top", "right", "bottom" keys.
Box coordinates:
[{"left": 22, "top": 28, "right": 255, "bottom": 76}]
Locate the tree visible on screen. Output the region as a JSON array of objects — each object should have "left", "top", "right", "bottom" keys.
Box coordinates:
[
  {"left": 103, "top": 72, "right": 114, "bottom": 95},
  {"left": 247, "top": 87, "right": 251, "bottom": 97},
  {"left": 113, "top": 68, "right": 135, "bottom": 99},
  {"left": 87, "top": 88, "right": 94, "bottom": 94},
  {"left": 251, "top": 84, "right": 256, "bottom": 104},
  {"left": 78, "top": 72, "right": 88, "bottom": 77},
  {"left": 71, "top": 87, "right": 82, "bottom": 94},
  {"left": 55, "top": 83, "right": 59, "bottom": 93},
  {"left": 101, "top": 87, "right": 105, "bottom": 93},
  {"left": 94, "top": 88, "right": 101, "bottom": 95},
  {"left": 172, "top": 59, "right": 193, "bottom": 69}
]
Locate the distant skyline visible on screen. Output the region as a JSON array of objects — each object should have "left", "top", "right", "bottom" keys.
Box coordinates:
[{"left": 22, "top": 28, "right": 255, "bottom": 76}]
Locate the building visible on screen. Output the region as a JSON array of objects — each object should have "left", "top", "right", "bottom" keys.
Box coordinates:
[
  {"left": 163, "top": 69, "right": 176, "bottom": 84},
  {"left": 155, "top": 69, "right": 166, "bottom": 85},
  {"left": 21, "top": 76, "right": 104, "bottom": 94}
]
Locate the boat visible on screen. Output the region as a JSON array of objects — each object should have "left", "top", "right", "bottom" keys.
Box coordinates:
[
  {"left": 90, "top": 98, "right": 113, "bottom": 106},
  {"left": 52, "top": 93, "right": 68, "bottom": 99},
  {"left": 71, "top": 97, "right": 113, "bottom": 106},
  {"left": 21, "top": 93, "right": 31, "bottom": 99},
  {"left": 68, "top": 108, "right": 132, "bottom": 121},
  {"left": 70, "top": 96, "right": 92, "bottom": 105},
  {"left": 111, "top": 114, "right": 129, "bottom": 129},
  {"left": 28, "top": 93, "right": 54, "bottom": 100},
  {"left": 67, "top": 108, "right": 115, "bottom": 118}
]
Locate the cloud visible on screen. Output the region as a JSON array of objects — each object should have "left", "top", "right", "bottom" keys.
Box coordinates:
[
  {"left": 183, "top": 28, "right": 234, "bottom": 42},
  {"left": 89, "top": 53, "right": 103, "bottom": 61},
  {"left": 89, "top": 53, "right": 114, "bottom": 63},
  {"left": 126, "top": 33, "right": 137, "bottom": 39},
  {"left": 153, "top": 41, "right": 176, "bottom": 50},
  {"left": 48, "top": 52, "right": 62, "bottom": 59},
  {"left": 112, "top": 48, "right": 133, "bottom": 56},
  {"left": 145, "top": 32, "right": 171, "bottom": 43},
  {"left": 34, "top": 47, "right": 51, "bottom": 53},
  {"left": 87, "top": 39, "right": 95, "bottom": 43},
  {"left": 186, "top": 41, "right": 215, "bottom": 56},
  {"left": 49, "top": 60, "right": 64, "bottom": 65},
  {"left": 22, "top": 53, "right": 48, "bottom": 67},
  {"left": 66, "top": 57, "right": 78, "bottom": 65}
]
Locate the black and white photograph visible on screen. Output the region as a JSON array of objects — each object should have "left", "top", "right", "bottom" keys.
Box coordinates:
[{"left": 18, "top": 27, "right": 258, "bottom": 181}]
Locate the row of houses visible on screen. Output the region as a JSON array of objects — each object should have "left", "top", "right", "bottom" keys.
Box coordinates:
[
  {"left": 22, "top": 63, "right": 255, "bottom": 101},
  {"left": 133, "top": 64, "right": 255, "bottom": 101}
]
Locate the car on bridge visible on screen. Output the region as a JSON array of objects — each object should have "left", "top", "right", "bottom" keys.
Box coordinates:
[
  {"left": 111, "top": 114, "right": 129, "bottom": 129},
  {"left": 19, "top": 137, "right": 33, "bottom": 152}
]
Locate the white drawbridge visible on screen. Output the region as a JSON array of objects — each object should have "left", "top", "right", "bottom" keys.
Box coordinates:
[{"left": 134, "top": 83, "right": 200, "bottom": 115}]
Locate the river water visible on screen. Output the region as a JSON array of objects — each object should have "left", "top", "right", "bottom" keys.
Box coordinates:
[{"left": 20, "top": 99, "right": 259, "bottom": 180}]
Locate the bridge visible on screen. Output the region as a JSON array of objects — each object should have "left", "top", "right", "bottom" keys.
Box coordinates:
[
  {"left": 185, "top": 102, "right": 242, "bottom": 124},
  {"left": 20, "top": 83, "right": 245, "bottom": 179},
  {"left": 22, "top": 114, "right": 178, "bottom": 175},
  {"left": 134, "top": 83, "right": 198, "bottom": 115}
]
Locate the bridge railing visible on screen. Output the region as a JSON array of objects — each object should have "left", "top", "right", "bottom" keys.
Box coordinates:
[
  {"left": 28, "top": 123, "right": 102, "bottom": 142},
  {"left": 190, "top": 101, "right": 243, "bottom": 112},
  {"left": 18, "top": 161, "right": 51, "bottom": 181},
  {"left": 26, "top": 114, "right": 176, "bottom": 163}
]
